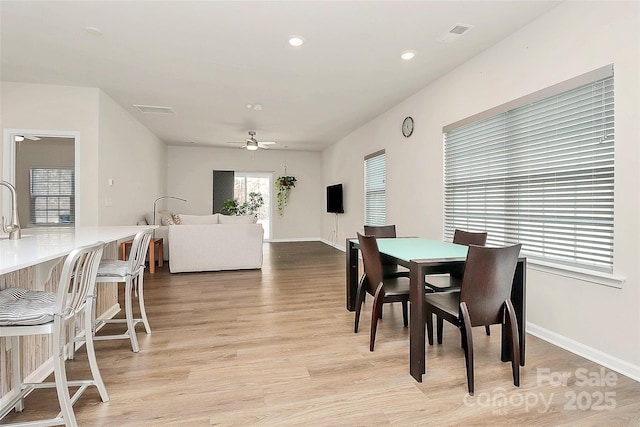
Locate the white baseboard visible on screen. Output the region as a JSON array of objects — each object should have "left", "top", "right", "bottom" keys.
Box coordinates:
[{"left": 527, "top": 322, "right": 640, "bottom": 383}]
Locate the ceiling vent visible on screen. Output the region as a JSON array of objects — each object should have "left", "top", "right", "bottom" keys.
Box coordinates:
[
  {"left": 437, "top": 23, "right": 473, "bottom": 43},
  {"left": 134, "top": 104, "right": 175, "bottom": 114}
]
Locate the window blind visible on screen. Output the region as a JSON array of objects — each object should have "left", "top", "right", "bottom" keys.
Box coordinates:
[
  {"left": 30, "top": 168, "right": 75, "bottom": 225},
  {"left": 365, "top": 150, "right": 386, "bottom": 226},
  {"left": 444, "top": 71, "right": 614, "bottom": 272}
]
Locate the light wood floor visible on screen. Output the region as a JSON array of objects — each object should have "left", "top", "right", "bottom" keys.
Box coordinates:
[{"left": 2, "top": 242, "right": 639, "bottom": 426}]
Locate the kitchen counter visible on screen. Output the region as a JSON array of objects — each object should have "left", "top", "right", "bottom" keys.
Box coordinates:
[{"left": 0, "top": 225, "right": 154, "bottom": 274}]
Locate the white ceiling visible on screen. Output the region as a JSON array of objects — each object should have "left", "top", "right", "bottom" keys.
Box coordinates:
[{"left": 0, "top": 1, "right": 561, "bottom": 151}]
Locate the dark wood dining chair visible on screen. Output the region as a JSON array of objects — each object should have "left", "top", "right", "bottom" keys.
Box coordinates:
[
  {"left": 355, "top": 232, "right": 410, "bottom": 351},
  {"left": 425, "top": 229, "right": 487, "bottom": 292},
  {"left": 424, "top": 244, "right": 522, "bottom": 396},
  {"left": 363, "top": 225, "right": 409, "bottom": 279},
  {"left": 425, "top": 229, "right": 490, "bottom": 335}
]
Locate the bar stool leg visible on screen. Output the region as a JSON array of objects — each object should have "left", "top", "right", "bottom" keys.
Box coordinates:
[
  {"left": 53, "top": 326, "right": 77, "bottom": 427},
  {"left": 10, "top": 336, "right": 24, "bottom": 413},
  {"left": 83, "top": 301, "right": 109, "bottom": 402},
  {"left": 124, "top": 278, "right": 140, "bottom": 353},
  {"left": 137, "top": 274, "right": 152, "bottom": 334}
]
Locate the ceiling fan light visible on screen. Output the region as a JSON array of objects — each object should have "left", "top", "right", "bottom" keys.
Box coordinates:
[
  {"left": 15, "top": 135, "right": 25, "bottom": 142},
  {"left": 246, "top": 140, "right": 258, "bottom": 150}
]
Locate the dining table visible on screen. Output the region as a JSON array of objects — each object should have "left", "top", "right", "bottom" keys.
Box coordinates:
[{"left": 346, "top": 237, "right": 526, "bottom": 382}]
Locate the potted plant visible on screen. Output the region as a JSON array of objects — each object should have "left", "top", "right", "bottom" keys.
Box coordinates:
[
  {"left": 221, "top": 192, "right": 264, "bottom": 217},
  {"left": 275, "top": 175, "right": 297, "bottom": 215}
]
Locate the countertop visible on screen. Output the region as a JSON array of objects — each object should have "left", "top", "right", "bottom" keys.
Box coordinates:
[{"left": 0, "top": 226, "right": 155, "bottom": 275}]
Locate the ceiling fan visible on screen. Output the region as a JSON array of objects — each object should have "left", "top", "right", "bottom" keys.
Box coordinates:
[
  {"left": 15, "top": 135, "right": 41, "bottom": 142},
  {"left": 226, "top": 131, "right": 275, "bottom": 151}
]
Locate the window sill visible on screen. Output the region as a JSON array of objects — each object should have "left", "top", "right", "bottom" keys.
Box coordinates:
[{"left": 528, "top": 259, "right": 624, "bottom": 289}]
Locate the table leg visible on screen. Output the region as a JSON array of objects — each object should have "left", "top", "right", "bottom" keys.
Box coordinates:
[
  {"left": 346, "top": 239, "right": 359, "bottom": 311},
  {"left": 157, "top": 239, "right": 163, "bottom": 268},
  {"left": 148, "top": 241, "right": 156, "bottom": 274},
  {"left": 409, "top": 261, "right": 425, "bottom": 382}
]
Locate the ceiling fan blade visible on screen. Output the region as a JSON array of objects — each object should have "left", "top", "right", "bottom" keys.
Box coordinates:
[
  {"left": 25, "top": 136, "right": 41, "bottom": 141},
  {"left": 259, "top": 141, "right": 276, "bottom": 145}
]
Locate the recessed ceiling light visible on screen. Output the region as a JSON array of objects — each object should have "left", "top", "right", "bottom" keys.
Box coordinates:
[
  {"left": 401, "top": 51, "right": 416, "bottom": 61},
  {"left": 289, "top": 36, "right": 304, "bottom": 47},
  {"left": 84, "top": 26, "right": 104, "bottom": 36}
]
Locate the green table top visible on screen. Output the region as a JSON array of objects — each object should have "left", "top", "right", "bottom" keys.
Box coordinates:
[{"left": 352, "top": 237, "right": 469, "bottom": 262}]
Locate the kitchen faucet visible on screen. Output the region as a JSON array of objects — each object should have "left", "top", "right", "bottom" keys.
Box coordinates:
[{"left": 0, "top": 180, "right": 22, "bottom": 240}]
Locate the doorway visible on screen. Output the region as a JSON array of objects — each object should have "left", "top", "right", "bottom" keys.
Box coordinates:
[
  {"left": 233, "top": 172, "right": 271, "bottom": 240},
  {"left": 3, "top": 129, "right": 79, "bottom": 226}
]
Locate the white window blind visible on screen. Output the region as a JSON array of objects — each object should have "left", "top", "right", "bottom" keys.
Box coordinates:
[
  {"left": 30, "top": 168, "right": 75, "bottom": 225},
  {"left": 365, "top": 150, "right": 386, "bottom": 226},
  {"left": 444, "top": 67, "right": 614, "bottom": 272}
]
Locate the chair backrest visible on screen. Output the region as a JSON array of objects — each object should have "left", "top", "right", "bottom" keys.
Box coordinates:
[
  {"left": 363, "top": 225, "right": 397, "bottom": 238},
  {"left": 453, "top": 229, "right": 487, "bottom": 246},
  {"left": 56, "top": 241, "right": 105, "bottom": 320},
  {"left": 127, "top": 229, "right": 153, "bottom": 274},
  {"left": 459, "top": 244, "right": 522, "bottom": 326},
  {"left": 451, "top": 229, "right": 488, "bottom": 279},
  {"left": 357, "top": 232, "right": 385, "bottom": 295}
]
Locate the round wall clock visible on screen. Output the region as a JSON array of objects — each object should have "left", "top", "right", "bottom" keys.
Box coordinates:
[{"left": 402, "top": 116, "right": 414, "bottom": 137}]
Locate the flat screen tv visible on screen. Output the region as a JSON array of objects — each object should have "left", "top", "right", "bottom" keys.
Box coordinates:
[{"left": 326, "top": 184, "right": 344, "bottom": 213}]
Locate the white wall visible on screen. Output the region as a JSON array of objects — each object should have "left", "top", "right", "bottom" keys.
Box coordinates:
[
  {"left": 166, "top": 145, "right": 322, "bottom": 240},
  {"left": 98, "top": 92, "right": 166, "bottom": 225},
  {"left": 0, "top": 82, "right": 101, "bottom": 225},
  {"left": 0, "top": 82, "right": 167, "bottom": 226},
  {"left": 322, "top": 1, "right": 640, "bottom": 379}
]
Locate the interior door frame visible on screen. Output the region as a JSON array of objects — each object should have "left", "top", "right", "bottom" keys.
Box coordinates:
[{"left": 2, "top": 128, "right": 81, "bottom": 225}]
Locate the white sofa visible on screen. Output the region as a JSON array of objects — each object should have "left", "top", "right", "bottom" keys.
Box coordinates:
[{"left": 167, "top": 213, "right": 264, "bottom": 273}]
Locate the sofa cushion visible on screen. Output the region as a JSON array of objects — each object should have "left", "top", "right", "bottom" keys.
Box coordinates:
[
  {"left": 219, "top": 214, "right": 257, "bottom": 224},
  {"left": 177, "top": 213, "right": 220, "bottom": 225}
]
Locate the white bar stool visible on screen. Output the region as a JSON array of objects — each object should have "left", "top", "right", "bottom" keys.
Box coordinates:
[
  {"left": 92, "top": 228, "right": 153, "bottom": 352},
  {"left": 0, "top": 241, "right": 108, "bottom": 427}
]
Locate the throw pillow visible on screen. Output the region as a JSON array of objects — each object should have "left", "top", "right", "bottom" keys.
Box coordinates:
[{"left": 171, "top": 214, "right": 182, "bottom": 225}]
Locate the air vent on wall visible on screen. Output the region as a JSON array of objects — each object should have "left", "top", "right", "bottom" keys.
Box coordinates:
[
  {"left": 437, "top": 23, "right": 473, "bottom": 43},
  {"left": 134, "top": 104, "right": 175, "bottom": 114}
]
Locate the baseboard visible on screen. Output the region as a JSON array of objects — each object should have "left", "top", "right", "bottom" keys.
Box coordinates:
[
  {"left": 266, "top": 237, "right": 322, "bottom": 243},
  {"left": 319, "top": 238, "right": 346, "bottom": 252},
  {"left": 527, "top": 322, "right": 640, "bottom": 383}
]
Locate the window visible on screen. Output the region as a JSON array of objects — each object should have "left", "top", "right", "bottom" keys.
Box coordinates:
[
  {"left": 443, "top": 65, "right": 614, "bottom": 272},
  {"left": 30, "top": 168, "right": 75, "bottom": 225},
  {"left": 365, "top": 150, "right": 386, "bottom": 226}
]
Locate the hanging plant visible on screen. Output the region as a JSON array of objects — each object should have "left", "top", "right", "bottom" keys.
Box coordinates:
[{"left": 275, "top": 175, "right": 297, "bottom": 215}]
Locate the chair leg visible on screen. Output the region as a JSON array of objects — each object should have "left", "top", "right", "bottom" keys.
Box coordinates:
[
  {"left": 369, "top": 285, "right": 384, "bottom": 352},
  {"left": 460, "top": 302, "right": 475, "bottom": 396},
  {"left": 136, "top": 274, "right": 152, "bottom": 334},
  {"left": 354, "top": 277, "right": 365, "bottom": 333},
  {"left": 125, "top": 278, "right": 140, "bottom": 352},
  {"left": 401, "top": 300, "right": 408, "bottom": 327},
  {"left": 83, "top": 304, "right": 110, "bottom": 402},
  {"left": 52, "top": 325, "right": 78, "bottom": 427},
  {"left": 485, "top": 325, "right": 491, "bottom": 336},
  {"left": 505, "top": 300, "right": 521, "bottom": 388},
  {"left": 437, "top": 317, "right": 444, "bottom": 344},
  {"left": 10, "top": 336, "right": 23, "bottom": 412},
  {"left": 426, "top": 311, "right": 434, "bottom": 345}
]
